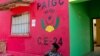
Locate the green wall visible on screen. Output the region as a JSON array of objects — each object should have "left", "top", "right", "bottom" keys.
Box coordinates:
[
  {"left": 87, "top": 0, "right": 100, "bottom": 18},
  {"left": 69, "top": 3, "right": 92, "bottom": 56}
]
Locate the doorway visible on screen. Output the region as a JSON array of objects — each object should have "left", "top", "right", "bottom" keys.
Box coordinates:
[{"left": 93, "top": 19, "right": 100, "bottom": 52}]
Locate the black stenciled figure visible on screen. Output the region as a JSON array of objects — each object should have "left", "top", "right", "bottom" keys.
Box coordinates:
[{"left": 44, "top": 43, "right": 61, "bottom": 56}]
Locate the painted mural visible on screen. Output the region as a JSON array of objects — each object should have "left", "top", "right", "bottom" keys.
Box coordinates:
[
  {"left": 30, "top": 0, "right": 69, "bottom": 56},
  {"left": 41, "top": 17, "right": 60, "bottom": 32}
]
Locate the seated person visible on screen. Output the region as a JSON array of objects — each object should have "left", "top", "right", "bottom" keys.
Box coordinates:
[{"left": 44, "top": 43, "right": 61, "bottom": 56}]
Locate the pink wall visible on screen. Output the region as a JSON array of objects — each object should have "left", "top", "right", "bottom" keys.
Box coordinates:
[
  {"left": 0, "top": 0, "right": 69, "bottom": 56},
  {"left": 29, "top": 0, "right": 70, "bottom": 56},
  {"left": 0, "top": 10, "right": 27, "bottom": 55},
  {"left": 0, "top": 0, "right": 12, "bottom": 4},
  {"left": 0, "top": 10, "right": 11, "bottom": 40}
]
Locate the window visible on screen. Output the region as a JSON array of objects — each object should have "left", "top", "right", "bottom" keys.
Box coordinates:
[{"left": 11, "top": 13, "right": 30, "bottom": 36}]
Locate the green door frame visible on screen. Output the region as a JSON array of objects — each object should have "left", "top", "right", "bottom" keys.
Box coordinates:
[{"left": 90, "top": 18, "right": 94, "bottom": 51}]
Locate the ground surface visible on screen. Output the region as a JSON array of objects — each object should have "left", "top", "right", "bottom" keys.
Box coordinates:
[{"left": 86, "top": 45, "right": 100, "bottom": 56}]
